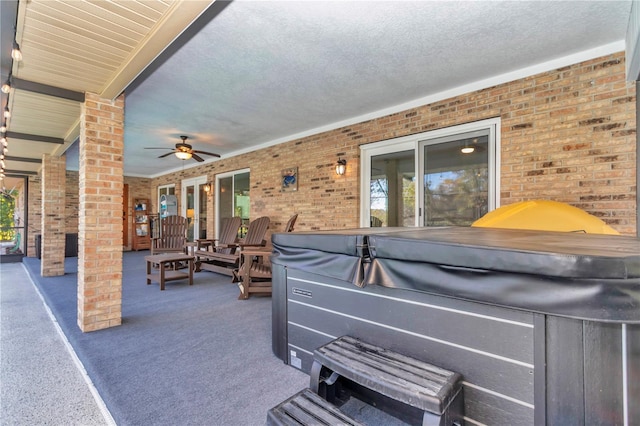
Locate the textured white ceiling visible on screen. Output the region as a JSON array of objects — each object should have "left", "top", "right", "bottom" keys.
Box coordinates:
[{"left": 121, "top": 0, "right": 632, "bottom": 177}]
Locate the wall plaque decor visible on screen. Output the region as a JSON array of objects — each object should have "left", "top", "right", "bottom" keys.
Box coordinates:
[{"left": 281, "top": 167, "right": 298, "bottom": 192}]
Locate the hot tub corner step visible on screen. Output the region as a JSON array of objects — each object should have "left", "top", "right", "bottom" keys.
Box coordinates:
[
  {"left": 311, "top": 335, "right": 464, "bottom": 425},
  {"left": 267, "top": 388, "right": 364, "bottom": 426}
]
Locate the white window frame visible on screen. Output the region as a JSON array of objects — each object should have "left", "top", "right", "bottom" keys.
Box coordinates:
[{"left": 360, "top": 118, "right": 501, "bottom": 227}]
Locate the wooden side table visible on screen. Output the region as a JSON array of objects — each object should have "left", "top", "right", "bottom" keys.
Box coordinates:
[{"left": 145, "top": 253, "right": 194, "bottom": 290}]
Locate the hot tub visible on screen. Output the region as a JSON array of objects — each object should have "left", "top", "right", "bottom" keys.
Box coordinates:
[{"left": 271, "top": 227, "right": 640, "bottom": 425}]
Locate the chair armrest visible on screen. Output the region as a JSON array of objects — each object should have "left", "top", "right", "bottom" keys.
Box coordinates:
[
  {"left": 241, "top": 248, "right": 272, "bottom": 257},
  {"left": 216, "top": 242, "right": 238, "bottom": 249},
  {"left": 196, "top": 238, "right": 218, "bottom": 251},
  {"left": 237, "top": 242, "right": 267, "bottom": 249}
]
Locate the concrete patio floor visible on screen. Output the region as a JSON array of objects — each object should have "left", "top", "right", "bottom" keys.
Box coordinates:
[{"left": 0, "top": 262, "right": 112, "bottom": 425}]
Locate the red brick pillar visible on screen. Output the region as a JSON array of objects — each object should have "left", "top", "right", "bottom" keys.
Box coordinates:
[
  {"left": 40, "top": 155, "right": 66, "bottom": 276},
  {"left": 77, "top": 93, "right": 124, "bottom": 332}
]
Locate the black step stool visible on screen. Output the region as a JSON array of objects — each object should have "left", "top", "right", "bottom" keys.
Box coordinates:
[
  {"left": 310, "top": 336, "right": 464, "bottom": 426},
  {"left": 267, "top": 388, "right": 364, "bottom": 426}
]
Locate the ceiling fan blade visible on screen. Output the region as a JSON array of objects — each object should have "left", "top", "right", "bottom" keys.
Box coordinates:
[
  {"left": 192, "top": 150, "right": 221, "bottom": 158},
  {"left": 191, "top": 153, "right": 205, "bottom": 162},
  {"left": 158, "top": 152, "right": 175, "bottom": 158}
]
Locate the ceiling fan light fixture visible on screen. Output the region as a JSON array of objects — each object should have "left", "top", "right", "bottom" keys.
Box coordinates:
[{"left": 175, "top": 151, "right": 192, "bottom": 160}]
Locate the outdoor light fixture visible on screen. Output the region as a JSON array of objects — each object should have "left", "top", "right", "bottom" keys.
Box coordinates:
[
  {"left": 174, "top": 151, "right": 192, "bottom": 160},
  {"left": 11, "top": 40, "right": 22, "bottom": 62},
  {"left": 336, "top": 158, "right": 347, "bottom": 175},
  {"left": 203, "top": 183, "right": 211, "bottom": 193}
]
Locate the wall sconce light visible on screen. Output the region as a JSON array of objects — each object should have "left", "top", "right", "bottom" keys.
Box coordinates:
[
  {"left": 336, "top": 158, "right": 347, "bottom": 175},
  {"left": 203, "top": 183, "right": 212, "bottom": 193}
]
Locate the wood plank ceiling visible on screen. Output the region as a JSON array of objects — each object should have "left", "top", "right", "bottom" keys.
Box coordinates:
[{"left": 1, "top": 0, "right": 214, "bottom": 186}]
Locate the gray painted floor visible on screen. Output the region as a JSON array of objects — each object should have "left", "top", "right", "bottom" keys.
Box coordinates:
[{"left": 0, "top": 262, "right": 111, "bottom": 426}]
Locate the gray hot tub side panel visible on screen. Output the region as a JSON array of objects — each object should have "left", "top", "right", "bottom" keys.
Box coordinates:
[{"left": 282, "top": 268, "right": 537, "bottom": 426}]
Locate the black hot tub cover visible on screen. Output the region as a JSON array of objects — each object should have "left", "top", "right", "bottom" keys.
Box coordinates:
[{"left": 272, "top": 227, "right": 640, "bottom": 323}]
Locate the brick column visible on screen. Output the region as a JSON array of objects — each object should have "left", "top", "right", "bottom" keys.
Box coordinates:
[
  {"left": 78, "top": 92, "right": 124, "bottom": 332},
  {"left": 40, "top": 155, "right": 66, "bottom": 276},
  {"left": 28, "top": 175, "right": 42, "bottom": 257}
]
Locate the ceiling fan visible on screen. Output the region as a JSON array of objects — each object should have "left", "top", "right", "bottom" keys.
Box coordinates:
[{"left": 145, "top": 136, "right": 220, "bottom": 162}]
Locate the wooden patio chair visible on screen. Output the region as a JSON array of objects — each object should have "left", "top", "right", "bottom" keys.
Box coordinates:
[
  {"left": 283, "top": 213, "right": 298, "bottom": 233},
  {"left": 236, "top": 248, "right": 272, "bottom": 299},
  {"left": 235, "top": 214, "right": 296, "bottom": 299},
  {"left": 195, "top": 216, "right": 270, "bottom": 277},
  {"left": 151, "top": 215, "right": 188, "bottom": 255},
  {"left": 195, "top": 216, "right": 242, "bottom": 254}
]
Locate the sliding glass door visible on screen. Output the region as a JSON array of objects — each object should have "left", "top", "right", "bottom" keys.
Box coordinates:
[
  {"left": 216, "top": 169, "right": 250, "bottom": 238},
  {"left": 361, "top": 118, "right": 499, "bottom": 227},
  {"left": 421, "top": 129, "right": 490, "bottom": 226},
  {"left": 369, "top": 149, "right": 416, "bottom": 227}
]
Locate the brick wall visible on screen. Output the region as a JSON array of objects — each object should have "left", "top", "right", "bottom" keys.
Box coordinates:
[
  {"left": 77, "top": 93, "right": 124, "bottom": 332},
  {"left": 151, "top": 52, "right": 636, "bottom": 236}
]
